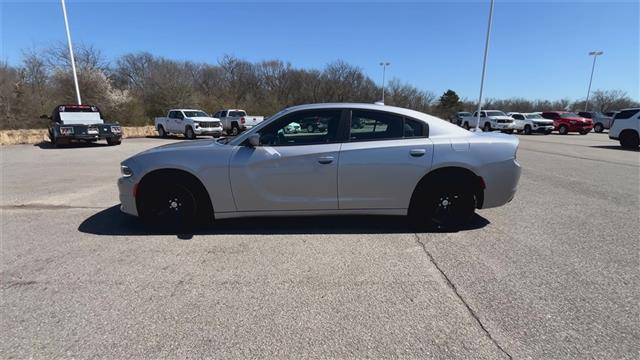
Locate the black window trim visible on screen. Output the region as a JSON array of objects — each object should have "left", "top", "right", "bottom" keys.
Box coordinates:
[
  {"left": 255, "top": 108, "right": 346, "bottom": 147},
  {"left": 345, "top": 108, "right": 429, "bottom": 143}
]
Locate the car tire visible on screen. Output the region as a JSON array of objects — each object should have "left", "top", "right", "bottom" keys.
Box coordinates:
[
  {"left": 483, "top": 123, "right": 491, "bottom": 132},
  {"left": 158, "top": 125, "right": 167, "bottom": 138},
  {"left": 619, "top": 130, "right": 640, "bottom": 149},
  {"left": 594, "top": 123, "right": 604, "bottom": 133},
  {"left": 138, "top": 174, "right": 212, "bottom": 231},
  {"left": 107, "top": 138, "right": 121, "bottom": 146},
  {"left": 545, "top": 130, "right": 553, "bottom": 135},
  {"left": 463, "top": 122, "right": 470, "bottom": 130},
  {"left": 579, "top": 129, "right": 590, "bottom": 135},
  {"left": 230, "top": 124, "right": 240, "bottom": 136},
  {"left": 185, "top": 126, "right": 196, "bottom": 140},
  {"left": 410, "top": 179, "right": 476, "bottom": 229},
  {"left": 523, "top": 125, "right": 532, "bottom": 135},
  {"left": 558, "top": 125, "right": 569, "bottom": 135}
]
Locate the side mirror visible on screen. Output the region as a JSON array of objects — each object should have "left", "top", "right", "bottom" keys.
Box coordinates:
[{"left": 248, "top": 133, "right": 261, "bottom": 147}]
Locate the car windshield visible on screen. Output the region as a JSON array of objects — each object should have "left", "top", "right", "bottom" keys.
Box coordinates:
[
  {"left": 560, "top": 112, "right": 579, "bottom": 118},
  {"left": 525, "top": 114, "right": 543, "bottom": 119},
  {"left": 229, "top": 111, "right": 246, "bottom": 117},
  {"left": 486, "top": 111, "right": 507, "bottom": 117},
  {"left": 183, "top": 111, "right": 209, "bottom": 117}
]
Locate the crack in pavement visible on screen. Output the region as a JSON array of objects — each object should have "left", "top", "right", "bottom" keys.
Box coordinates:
[
  {"left": 414, "top": 233, "right": 513, "bottom": 360},
  {"left": 0, "top": 204, "right": 103, "bottom": 211}
]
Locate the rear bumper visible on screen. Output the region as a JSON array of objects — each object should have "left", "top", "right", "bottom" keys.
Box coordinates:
[{"left": 478, "top": 158, "right": 522, "bottom": 209}]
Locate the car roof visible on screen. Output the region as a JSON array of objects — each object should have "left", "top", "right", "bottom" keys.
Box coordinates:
[
  {"left": 171, "top": 109, "right": 206, "bottom": 112},
  {"left": 282, "top": 102, "right": 444, "bottom": 122}
]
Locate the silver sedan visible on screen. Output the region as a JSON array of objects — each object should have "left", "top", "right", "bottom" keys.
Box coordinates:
[{"left": 118, "top": 103, "right": 521, "bottom": 229}]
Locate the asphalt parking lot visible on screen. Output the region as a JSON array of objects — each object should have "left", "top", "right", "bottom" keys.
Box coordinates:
[{"left": 1, "top": 133, "right": 638, "bottom": 358}]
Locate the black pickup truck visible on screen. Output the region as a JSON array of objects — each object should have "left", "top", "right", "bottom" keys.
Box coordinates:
[{"left": 46, "top": 104, "right": 122, "bottom": 147}]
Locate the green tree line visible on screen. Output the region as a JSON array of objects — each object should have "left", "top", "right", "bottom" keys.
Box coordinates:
[{"left": 1, "top": 43, "right": 637, "bottom": 129}]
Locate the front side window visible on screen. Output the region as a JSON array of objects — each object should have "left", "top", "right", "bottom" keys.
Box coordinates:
[
  {"left": 259, "top": 110, "right": 341, "bottom": 146},
  {"left": 349, "top": 110, "right": 425, "bottom": 141}
]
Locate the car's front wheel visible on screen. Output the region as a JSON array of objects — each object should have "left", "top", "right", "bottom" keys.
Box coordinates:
[
  {"left": 138, "top": 173, "right": 213, "bottom": 231},
  {"left": 593, "top": 123, "right": 604, "bottom": 133},
  {"left": 463, "top": 122, "right": 470, "bottom": 130},
  {"left": 558, "top": 125, "right": 569, "bottom": 135},
  {"left": 523, "top": 125, "right": 532, "bottom": 135},
  {"left": 107, "top": 138, "right": 121, "bottom": 146},
  {"left": 483, "top": 123, "right": 491, "bottom": 132}
]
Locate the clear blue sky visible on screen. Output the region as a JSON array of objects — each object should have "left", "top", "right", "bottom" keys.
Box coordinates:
[{"left": 2, "top": 0, "right": 638, "bottom": 101}]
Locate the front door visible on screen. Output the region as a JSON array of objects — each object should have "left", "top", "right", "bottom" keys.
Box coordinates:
[{"left": 229, "top": 109, "right": 343, "bottom": 211}]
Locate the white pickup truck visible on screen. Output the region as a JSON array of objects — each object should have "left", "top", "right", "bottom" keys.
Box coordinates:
[
  {"left": 154, "top": 109, "right": 223, "bottom": 139},
  {"left": 460, "top": 110, "right": 516, "bottom": 133},
  {"left": 212, "top": 109, "right": 264, "bottom": 136}
]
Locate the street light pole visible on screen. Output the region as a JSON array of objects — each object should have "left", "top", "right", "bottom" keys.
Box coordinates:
[
  {"left": 379, "top": 62, "right": 390, "bottom": 103},
  {"left": 61, "top": 0, "right": 82, "bottom": 105},
  {"left": 585, "top": 51, "right": 603, "bottom": 111},
  {"left": 475, "top": 0, "right": 494, "bottom": 132}
]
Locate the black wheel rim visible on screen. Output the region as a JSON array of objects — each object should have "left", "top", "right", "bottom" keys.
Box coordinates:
[
  {"left": 431, "top": 191, "right": 470, "bottom": 225},
  {"left": 146, "top": 185, "right": 196, "bottom": 225}
]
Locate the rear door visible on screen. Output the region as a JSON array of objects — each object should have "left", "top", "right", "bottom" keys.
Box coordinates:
[
  {"left": 338, "top": 109, "right": 433, "bottom": 210},
  {"left": 229, "top": 109, "right": 343, "bottom": 211}
]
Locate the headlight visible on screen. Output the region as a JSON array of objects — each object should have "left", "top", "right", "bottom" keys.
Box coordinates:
[
  {"left": 120, "top": 165, "right": 133, "bottom": 177},
  {"left": 111, "top": 125, "right": 122, "bottom": 133},
  {"left": 60, "top": 126, "right": 74, "bottom": 135},
  {"left": 193, "top": 122, "right": 199, "bottom": 127}
]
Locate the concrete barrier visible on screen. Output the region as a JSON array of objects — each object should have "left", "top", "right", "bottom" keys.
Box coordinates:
[{"left": 0, "top": 126, "right": 158, "bottom": 145}]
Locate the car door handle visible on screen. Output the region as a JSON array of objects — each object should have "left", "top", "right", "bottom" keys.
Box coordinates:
[
  {"left": 410, "top": 149, "right": 426, "bottom": 157},
  {"left": 317, "top": 156, "right": 334, "bottom": 164}
]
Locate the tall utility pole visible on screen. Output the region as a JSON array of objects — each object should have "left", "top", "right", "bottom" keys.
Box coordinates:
[
  {"left": 61, "top": 0, "right": 82, "bottom": 104},
  {"left": 379, "top": 62, "right": 390, "bottom": 103},
  {"left": 475, "top": 0, "right": 494, "bottom": 132},
  {"left": 585, "top": 51, "right": 603, "bottom": 111}
]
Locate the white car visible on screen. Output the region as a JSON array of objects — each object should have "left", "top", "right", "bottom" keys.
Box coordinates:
[
  {"left": 118, "top": 103, "right": 521, "bottom": 230},
  {"left": 212, "top": 109, "right": 264, "bottom": 136},
  {"left": 461, "top": 110, "right": 516, "bottom": 133},
  {"left": 609, "top": 108, "right": 639, "bottom": 148},
  {"left": 154, "top": 109, "right": 223, "bottom": 139},
  {"left": 507, "top": 112, "right": 555, "bottom": 135}
]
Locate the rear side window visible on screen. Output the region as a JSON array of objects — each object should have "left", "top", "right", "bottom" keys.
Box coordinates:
[
  {"left": 349, "top": 110, "right": 425, "bottom": 141},
  {"left": 614, "top": 109, "right": 639, "bottom": 119},
  {"left": 229, "top": 111, "right": 246, "bottom": 117}
]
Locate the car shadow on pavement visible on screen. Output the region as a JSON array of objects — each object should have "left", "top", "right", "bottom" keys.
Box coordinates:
[
  {"left": 588, "top": 145, "right": 639, "bottom": 152},
  {"left": 35, "top": 141, "right": 111, "bottom": 149},
  {"left": 78, "top": 205, "right": 490, "bottom": 237}
]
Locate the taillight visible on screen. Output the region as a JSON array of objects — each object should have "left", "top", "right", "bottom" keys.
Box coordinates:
[{"left": 240, "top": 117, "right": 245, "bottom": 124}]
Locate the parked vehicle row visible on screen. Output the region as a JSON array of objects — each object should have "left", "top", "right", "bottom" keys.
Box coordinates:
[
  {"left": 154, "top": 108, "right": 264, "bottom": 139},
  {"left": 460, "top": 110, "right": 516, "bottom": 133}
]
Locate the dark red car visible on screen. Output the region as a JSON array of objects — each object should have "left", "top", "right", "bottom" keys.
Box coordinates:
[{"left": 541, "top": 111, "right": 593, "bottom": 135}]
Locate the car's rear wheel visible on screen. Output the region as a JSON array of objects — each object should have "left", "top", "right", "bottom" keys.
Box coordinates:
[
  {"left": 158, "top": 125, "right": 167, "bottom": 138},
  {"left": 230, "top": 124, "right": 240, "bottom": 136},
  {"left": 410, "top": 179, "right": 476, "bottom": 229},
  {"left": 523, "top": 125, "right": 532, "bottom": 135},
  {"left": 558, "top": 125, "right": 569, "bottom": 135},
  {"left": 593, "top": 123, "right": 604, "bottom": 133},
  {"left": 620, "top": 130, "right": 639, "bottom": 148}
]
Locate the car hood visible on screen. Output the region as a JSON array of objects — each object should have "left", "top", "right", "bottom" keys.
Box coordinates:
[
  {"left": 136, "top": 139, "right": 220, "bottom": 156},
  {"left": 490, "top": 116, "right": 514, "bottom": 120}
]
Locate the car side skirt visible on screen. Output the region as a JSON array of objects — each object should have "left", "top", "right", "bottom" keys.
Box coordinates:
[{"left": 214, "top": 208, "right": 407, "bottom": 219}]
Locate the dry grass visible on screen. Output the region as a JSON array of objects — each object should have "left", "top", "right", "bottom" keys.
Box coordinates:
[{"left": 0, "top": 126, "right": 158, "bottom": 146}]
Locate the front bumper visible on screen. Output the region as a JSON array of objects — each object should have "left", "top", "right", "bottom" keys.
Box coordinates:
[
  {"left": 194, "top": 126, "right": 223, "bottom": 136},
  {"left": 532, "top": 125, "right": 554, "bottom": 133},
  {"left": 118, "top": 176, "right": 138, "bottom": 216}
]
